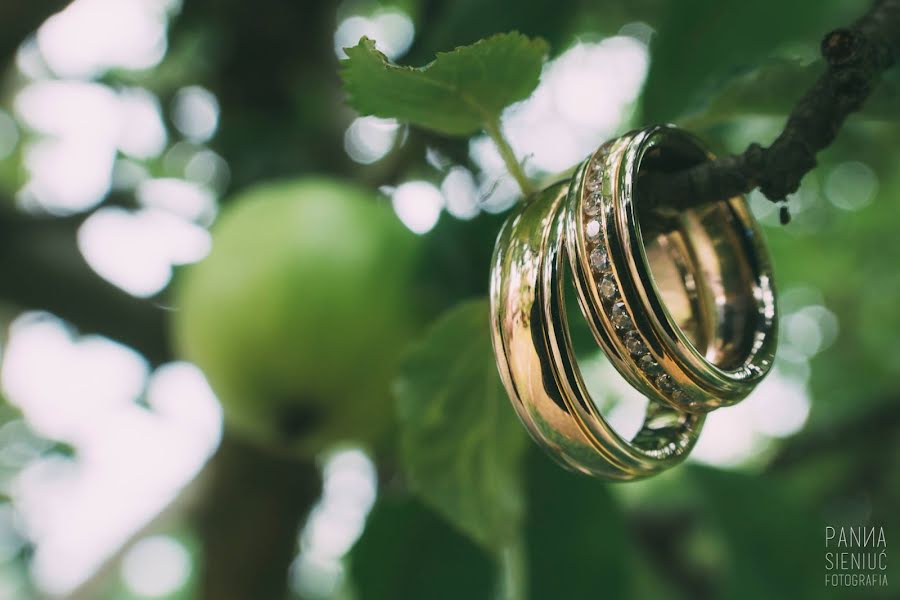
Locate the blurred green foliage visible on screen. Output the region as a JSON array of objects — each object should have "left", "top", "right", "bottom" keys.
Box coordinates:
[
  {"left": 350, "top": 494, "right": 496, "bottom": 600},
  {"left": 640, "top": 0, "right": 866, "bottom": 122}
]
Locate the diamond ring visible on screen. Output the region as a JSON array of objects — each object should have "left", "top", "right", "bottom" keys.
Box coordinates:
[{"left": 489, "top": 125, "right": 777, "bottom": 479}]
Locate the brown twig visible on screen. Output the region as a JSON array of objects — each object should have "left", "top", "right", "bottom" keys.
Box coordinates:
[
  {"left": 639, "top": 0, "right": 900, "bottom": 218},
  {"left": 192, "top": 435, "right": 320, "bottom": 600}
]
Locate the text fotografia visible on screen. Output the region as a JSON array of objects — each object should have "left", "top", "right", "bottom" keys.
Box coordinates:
[{"left": 825, "top": 526, "right": 888, "bottom": 588}]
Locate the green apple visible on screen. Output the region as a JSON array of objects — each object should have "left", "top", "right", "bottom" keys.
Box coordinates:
[{"left": 172, "top": 177, "right": 420, "bottom": 455}]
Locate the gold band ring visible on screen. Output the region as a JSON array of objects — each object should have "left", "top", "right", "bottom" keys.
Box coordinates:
[{"left": 489, "top": 125, "right": 778, "bottom": 479}]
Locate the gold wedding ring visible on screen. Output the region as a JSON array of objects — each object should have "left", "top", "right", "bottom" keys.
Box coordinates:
[{"left": 489, "top": 125, "right": 777, "bottom": 480}]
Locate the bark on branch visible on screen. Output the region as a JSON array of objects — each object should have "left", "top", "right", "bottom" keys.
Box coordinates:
[{"left": 639, "top": 0, "right": 900, "bottom": 218}]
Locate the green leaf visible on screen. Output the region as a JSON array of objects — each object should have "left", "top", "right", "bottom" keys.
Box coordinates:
[
  {"left": 394, "top": 298, "right": 527, "bottom": 552},
  {"left": 340, "top": 32, "right": 548, "bottom": 136},
  {"left": 642, "top": 0, "right": 852, "bottom": 123},
  {"left": 349, "top": 494, "right": 495, "bottom": 600},
  {"left": 680, "top": 59, "right": 900, "bottom": 129}
]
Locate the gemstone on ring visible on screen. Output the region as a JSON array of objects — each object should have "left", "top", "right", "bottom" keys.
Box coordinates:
[
  {"left": 598, "top": 275, "right": 617, "bottom": 300},
  {"left": 623, "top": 331, "right": 646, "bottom": 356},
  {"left": 585, "top": 219, "right": 601, "bottom": 242},
  {"left": 584, "top": 191, "right": 602, "bottom": 215},
  {"left": 589, "top": 247, "right": 609, "bottom": 272},
  {"left": 655, "top": 374, "right": 674, "bottom": 393},
  {"left": 611, "top": 302, "right": 632, "bottom": 330}
]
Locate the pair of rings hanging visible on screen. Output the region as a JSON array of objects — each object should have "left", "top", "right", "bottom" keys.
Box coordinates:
[{"left": 490, "top": 124, "right": 778, "bottom": 480}]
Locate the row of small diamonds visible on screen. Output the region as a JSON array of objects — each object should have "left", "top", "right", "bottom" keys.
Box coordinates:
[{"left": 581, "top": 149, "right": 686, "bottom": 405}]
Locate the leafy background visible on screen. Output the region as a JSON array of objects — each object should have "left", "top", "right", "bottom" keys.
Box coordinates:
[{"left": 0, "top": 0, "right": 897, "bottom": 599}]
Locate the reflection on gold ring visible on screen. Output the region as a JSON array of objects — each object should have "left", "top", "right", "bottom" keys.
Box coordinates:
[{"left": 490, "top": 125, "right": 778, "bottom": 480}]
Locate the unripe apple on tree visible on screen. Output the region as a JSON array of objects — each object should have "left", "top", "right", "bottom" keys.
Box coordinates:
[{"left": 173, "top": 178, "right": 421, "bottom": 456}]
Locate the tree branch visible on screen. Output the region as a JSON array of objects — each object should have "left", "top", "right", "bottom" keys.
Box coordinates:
[
  {"left": 192, "top": 435, "right": 319, "bottom": 600},
  {"left": 639, "top": 0, "right": 900, "bottom": 218}
]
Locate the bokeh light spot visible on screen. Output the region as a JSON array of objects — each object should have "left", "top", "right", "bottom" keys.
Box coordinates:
[
  {"left": 691, "top": 369, "right": 811, "bottom": 467},
  {"left": 344, "top": 116, "right": 399, "bottom": 164},
  {"left": 3, "top": 318, "right": 221, "bottom": 596},
  {"left": 391, "top": 181, "right": 443, "bottom": 234},
  {"left": 292, "top": 448, "right": 377, "bottom": 599},
  {"left": 1, "top": 312, "right": 148, "bottom": 444},
  {"left": 441, "top": 167, "right": 479, "bottom": 220},
  {"left": 137, "top": 177, "right": 217, "bottom": 224},
  {"left": 117, "top": 88, "right": 168, "bottom": 159},
  {"left": 334, "top": 10, "right": 414, "bottom": 60},
  {"left": 121, "top": 536, "right": 191, "bottom": 597},
  {"left": 78, "top": 207, "right": 211, "bottom": 297},
  {"left": 37, "top": 0, "right": 169, "bottom": 79},
  {"left": 172, "top": 86, "right": 220, "bottom": 143},
  {"left": 825, "top": 161, "right": 877, "bottom": 211},
  {"left": 184, "top": 149, "right": 230, "bottom": 194},
  {"left": 494, "top": 36, "right": 649, "bottom": 175}
]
